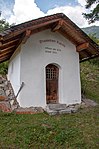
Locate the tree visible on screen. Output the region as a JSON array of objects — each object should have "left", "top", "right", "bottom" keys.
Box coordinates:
[
  {"left": 0, "top": 11, "right": 10, "bottom": 32},
  {"left": 0, "top": 19, "right": 10, "bottom": 32},
  {"left": 83, "top": 0, "right": 99, "bottom": 23},
  {"left": 0, "top": 11, "right": 10, "bottom": 74}
]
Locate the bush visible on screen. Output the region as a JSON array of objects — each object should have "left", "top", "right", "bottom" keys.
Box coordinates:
[
  {"left": 89, "top": 57, "right": 99, "bottom": 66},
  {"left": 0, "top": 61, "right": 8, "bottom": 75}
]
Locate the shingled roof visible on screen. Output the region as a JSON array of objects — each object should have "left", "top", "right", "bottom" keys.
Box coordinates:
[{"left": 0, "top": 13, "right": 99, "bottom": 63}]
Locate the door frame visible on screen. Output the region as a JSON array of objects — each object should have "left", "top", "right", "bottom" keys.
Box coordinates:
[{"left": 45, "top": 63, "right": 60, "bottom": 104}]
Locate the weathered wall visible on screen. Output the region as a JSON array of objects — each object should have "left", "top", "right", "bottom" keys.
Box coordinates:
[{"left": 8, "top": 50, "right": 21, "bottom": 103}]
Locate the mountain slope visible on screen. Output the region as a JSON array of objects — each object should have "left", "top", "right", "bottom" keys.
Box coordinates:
[{"left": 82, "top": 26, "right": 99, "bottom": 38}]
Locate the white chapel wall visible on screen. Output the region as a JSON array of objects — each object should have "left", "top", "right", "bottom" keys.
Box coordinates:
[
  {"left": 19, "top": 29, "right": 81, "bottom": 108},
  {"left": 8, "top": 50, "right": 21, "bottom": 103}
]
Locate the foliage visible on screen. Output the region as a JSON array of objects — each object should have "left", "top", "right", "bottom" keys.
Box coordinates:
[
  {"left": 89, "top": 33, "right": 99, "bottom": 44},
  {"left": 0, "top": 12, "right": 9, "bottom": 74},
  {"left": 89, "top": 57, "right": 99, "bottom": 66},
  {"left": 0, "top": 106, "right": 99, "bottom": 148},
  {"left": 0, "top": 19, "right": 10, "bottom": 33},
  {"left": 0, "top": 61, "right": 8, "bottom": 75},
  {"left": 83, "top": 0, "right": 99, "bottom": 23},
  {"left": 0, "top": 12, "right": 10, "bottom": 32}
]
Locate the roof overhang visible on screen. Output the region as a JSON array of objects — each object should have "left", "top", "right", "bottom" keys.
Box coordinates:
[{"left": 0, "top": 13, "right": 99, "bottom": 63}]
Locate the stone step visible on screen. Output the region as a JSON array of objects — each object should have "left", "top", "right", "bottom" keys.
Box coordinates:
[
  {"left": 45, "top": 103, "right": 78, "bottom": 115},
  {"left": 46, "top": 109, "right": 72, "bottom": 115},
  {"left": 47, "top": 104, "right": 67, "bottom": 110}
]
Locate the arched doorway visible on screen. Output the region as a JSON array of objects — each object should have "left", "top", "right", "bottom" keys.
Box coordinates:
[{"left": 46, "top": 64, "right": 59, "bottom": 104}]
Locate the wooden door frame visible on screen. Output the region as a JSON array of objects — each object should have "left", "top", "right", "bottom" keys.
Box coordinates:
[{"left": 46, "top": 63, "right": 59, "bottom": 104}]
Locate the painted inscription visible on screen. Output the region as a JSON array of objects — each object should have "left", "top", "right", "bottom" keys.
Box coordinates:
[
  {"left": 45, "top": 47, "right": 61, "bottom": 54},
  {"left": 39, "top": 39, "right": 65, "bottom": 54}
]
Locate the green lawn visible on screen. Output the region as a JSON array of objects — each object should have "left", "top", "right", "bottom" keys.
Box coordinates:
[{"left": 0, "top": 106, "right": 99, "bottom": 149}]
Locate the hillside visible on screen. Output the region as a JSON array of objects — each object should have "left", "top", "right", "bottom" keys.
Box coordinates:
[
  {"left": 82, "top": 26, "right": 99, "bottom": 38},
  {"left": 80, "top": 61, "right": 99, "bottom": 103},
  {"left": 81, "top": 26, "right": 99, "bottom": 102}
]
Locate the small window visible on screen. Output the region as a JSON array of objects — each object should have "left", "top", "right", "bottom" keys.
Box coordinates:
[{"left": 46, "top": 65, "right": 58, "bottom": 79}]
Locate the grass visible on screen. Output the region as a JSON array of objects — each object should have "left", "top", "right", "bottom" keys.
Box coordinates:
[
  {"left": 0, "top": 106, "right": 99, "bottom": 149},
  {"left": 0, "top": 53, "right": 99, "bottom": 149}
]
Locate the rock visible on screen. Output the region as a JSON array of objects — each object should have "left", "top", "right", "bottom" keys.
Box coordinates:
[
  {"left": 0, "top": 74, "right": 19, "bottom": 112},
  {"left": 45, "top": 101, "right": 98, "bottom": 115},
  {"left": 0, "top": 79, "right": 3, "bottom": 84},
  {"left": 45, "top": 104, "right": 74, "bottom": 115},
  {"left": 82, "top": 99, "right": 98, "bottom": 107},
  {"left": 15, "top": 107, "right": 44, "bottom": 114},
  {"left": 74, "top": 104, "right": 81, "bottom": 109},
  {"left": 59, "top": 109, "right": 72, "bottom": 114},
  {"left": 0, "top": 83, "right": 5, "bottom": 88},
  {"left": 0, "top": 95, "right": 7, "bottom": 101},
  {"left": 47, "top": 110, "right": 58, "bottom": 115},
  {"left": 5, "top": 90, "right": 11, "bottom": 96},
  {"left": 35, "top": 107, "right": 44, "bottom": 113},
  {"left": 48, "top": 103, "right": 67, "bottom": 110},
  {"left": 0, "top": 101, "right": 12, "bottom": 112},
  {"left": 0, "top": 88, "right": 5, "bottom": 96},
  {"left": 4, "top": 81, "right": 8, "bottom": 86}
]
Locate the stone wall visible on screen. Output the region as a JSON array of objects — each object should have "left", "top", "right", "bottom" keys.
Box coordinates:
[{"left": 0, "top": 75, "right": 19, "bottom": 112}]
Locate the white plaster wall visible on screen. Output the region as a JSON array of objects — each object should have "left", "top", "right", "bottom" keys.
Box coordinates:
[
  {"left": 8, "top": 50, "right": 21, "bottom": 103},
  {"left": 19, "top": 29, "right": 81, "bottom": 108}
]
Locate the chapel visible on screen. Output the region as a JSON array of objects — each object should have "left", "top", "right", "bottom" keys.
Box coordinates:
[{"left": 0, "top": 13, "right": 99, "bottom": 108}]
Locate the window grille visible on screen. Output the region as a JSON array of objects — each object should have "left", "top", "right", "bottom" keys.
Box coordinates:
[{"left": 46, "top": 67, "right": 58, "bottom": 79}]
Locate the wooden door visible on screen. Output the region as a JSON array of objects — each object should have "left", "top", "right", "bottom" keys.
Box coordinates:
[{"left": 46, "top": 64, "right": 59, "bottom": 104}]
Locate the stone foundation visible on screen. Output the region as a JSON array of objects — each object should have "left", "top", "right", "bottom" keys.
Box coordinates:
[
  {"left": 15, "top": 107, "right": 44, "bottom": 114},
  {"left": 0, "top": 101, "right": 11, "bottom": 112},
  {"left": 0, "top": 75, "right": 19, "bottom": 112}
]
